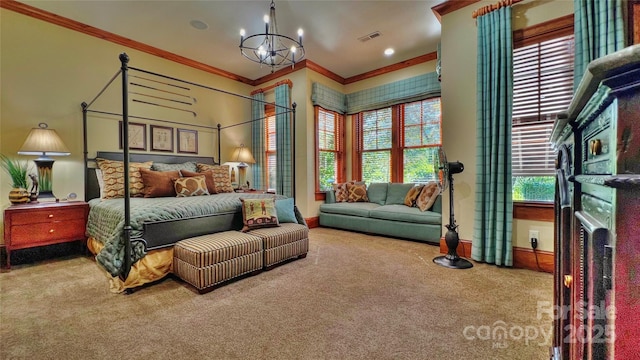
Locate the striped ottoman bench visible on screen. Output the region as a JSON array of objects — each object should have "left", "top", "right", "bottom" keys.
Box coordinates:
[
  {"left": 173, "top": 231, "right": 263, "bottom": 293},
  {"left": 247, "top": 223, "right": 309, "bottom": 269}
]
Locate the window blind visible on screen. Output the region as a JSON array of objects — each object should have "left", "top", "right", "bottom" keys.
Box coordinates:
[{"left": 512, "top": 34, "right": 574, "bottom": 177}]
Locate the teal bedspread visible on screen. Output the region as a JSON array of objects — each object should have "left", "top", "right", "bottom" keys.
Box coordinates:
[{"left": 87, "top": 193, "right": 284, "bottom": 277}]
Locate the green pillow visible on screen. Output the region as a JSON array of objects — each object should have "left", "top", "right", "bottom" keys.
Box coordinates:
[
  {"left": 367, "top": 183, "right": 388, "bottom": 205},
  {"left": 275, "top": 198, "right": 298, "bottom": 224},
  {"left": 385, "top": 183, "right": 416, "bottom": 205}
]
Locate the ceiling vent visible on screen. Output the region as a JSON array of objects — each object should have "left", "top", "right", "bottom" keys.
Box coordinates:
[{"left": 358, "top": 31, "right": 382, "bottom": 42}]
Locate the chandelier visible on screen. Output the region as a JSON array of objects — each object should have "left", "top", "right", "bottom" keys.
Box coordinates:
[{"left": 239, "top": 0, "right": 305, "bottom": 73}]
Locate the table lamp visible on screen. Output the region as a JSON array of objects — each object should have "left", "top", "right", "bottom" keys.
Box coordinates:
[
  {"left": 18, "top": 123, "right": 70, "bottom": 199},
  {"left": 230, "top": 144, "right": 256, "bottom": 189}
]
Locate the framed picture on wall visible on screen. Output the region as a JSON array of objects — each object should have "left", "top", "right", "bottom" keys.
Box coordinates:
[
  {"left": 150, "top": 125, "right": 174, "bottom": 152},
  {"left": 119, "top": 121, "right": 147, "bottom": 151},
  {"left": 177, "top": 128, "right": 198, "bottom": 154}
]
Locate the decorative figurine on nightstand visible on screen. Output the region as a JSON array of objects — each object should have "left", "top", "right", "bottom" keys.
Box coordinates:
[{"left": 29, "top": 173, "right": 39, "bottom": 202}]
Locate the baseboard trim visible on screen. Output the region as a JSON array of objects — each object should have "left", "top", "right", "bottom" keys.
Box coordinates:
[
  {"left": 305, "top": 217, "right": 319, "bottom": 228},
  {"left": 439, "top": 238, "right": 553, "bottom": 273}
]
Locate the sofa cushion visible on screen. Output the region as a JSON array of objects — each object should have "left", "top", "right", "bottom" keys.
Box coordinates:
[
  {"left": 319, "top": 202, "right": 380, "bottom": 218},
  {"left": 385, "top": 183, "right": 416, "bottom": 205},
  {"left": 367, "top": 183, "right": 388, "bottom": 205},
  {"left": 369, "top": 205, "right": 441, "bottom": 225}
]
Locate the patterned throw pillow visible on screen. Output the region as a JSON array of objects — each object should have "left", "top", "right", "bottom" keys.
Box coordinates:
[
  {"left": 240, "top": 197, "right": 279, "bottom": 232},
  {"left": 197, "top": 164, "right": 234, "bottom": 193},
  {"left": 180, "top": 169, "right": 216, "bottom": 194},
  {"left": 151, "top": 161, "right": 197, "bottom": 172},
  {"left": 173, "top": 175, "right": 210, "bottom": 197},
  {"left": 404, "top": 185, "right": 425, "bottom": 207},
  {"left": 140, "top": 169, "right": 180, "bottom": 198},
  {"left": 333, "top": 181, "right": 363, "bottom": 202},
  {"left": 415, "top": 182, "right": 440, "bottom": 212},
  {"left": 96, "top": 158, "right": 153, "bottom": 199},
  {"left": 347, "top": 183, "right": 369, "bottom": 202}
]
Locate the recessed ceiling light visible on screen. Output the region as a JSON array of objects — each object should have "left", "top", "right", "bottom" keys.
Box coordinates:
[
  {"left": 384, "top": 48, "right": 395, "bottom": 56},
  {"left": 190, "top": 20, "right": 208, "bottom": 30}
]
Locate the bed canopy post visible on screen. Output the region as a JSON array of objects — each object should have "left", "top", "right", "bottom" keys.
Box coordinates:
[
  {"left": 81, "top": 102, "right": 89, "bottom": 201},
  {"left": 217, "top": 123, "right": 221, "bottom": 166},
  {"left": 292, "top": 102, "right": 296, "bottom": 202},
  {"left": 120, "top": 52, "right": 133, "bottom": 281}
]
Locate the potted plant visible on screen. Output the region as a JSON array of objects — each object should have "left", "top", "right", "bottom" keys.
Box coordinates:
[{"left": 0, "top": 154, "right": 31, "bottom": 204}]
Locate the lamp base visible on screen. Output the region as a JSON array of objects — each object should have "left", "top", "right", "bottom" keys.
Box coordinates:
[{"left": 433, "top": 256, "right": 474, "bottom": 269}]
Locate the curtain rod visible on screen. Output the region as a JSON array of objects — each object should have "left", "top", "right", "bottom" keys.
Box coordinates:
[
  {"left": 472, "top": 0, "right": 522, "bottom": 19},
  {"left": 250, "top": 79, "right": 293, "bottom": 96}
]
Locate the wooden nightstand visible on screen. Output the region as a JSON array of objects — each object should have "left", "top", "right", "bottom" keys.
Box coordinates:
[{"left": 3, "top": 201, "right": 89, "bottom": 269}]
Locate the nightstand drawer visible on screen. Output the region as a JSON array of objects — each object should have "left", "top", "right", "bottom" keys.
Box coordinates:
[
  {"left": 10, "top": 219, "right": 86, "bottom": 247},
  {"left": 10, "top": 207, "right": 86, "bottom": 225}
]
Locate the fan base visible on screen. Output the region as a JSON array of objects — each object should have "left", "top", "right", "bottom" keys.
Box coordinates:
[{"left": 433, "top": 256, "right": 474, "bottom": 269}]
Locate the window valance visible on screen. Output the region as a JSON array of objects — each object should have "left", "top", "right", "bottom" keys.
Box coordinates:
[
  {"left": 311, "top": 83, "right": 347, "bottom": 114},
  {"left": 345, "top": 72, "right": 441, "bottom": 114}
]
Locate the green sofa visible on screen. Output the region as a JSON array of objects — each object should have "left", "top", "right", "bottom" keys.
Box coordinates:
[{"left": 319, "top": 183, "right": 442, "bottom": 244}]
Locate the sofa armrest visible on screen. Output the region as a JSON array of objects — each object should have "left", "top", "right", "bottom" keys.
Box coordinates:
[
  {"left": 325, "top": 191, "right": 336, "bottom": 204},
  {"left": 431, "top": 195, "right": 442, "bottom": 213}
]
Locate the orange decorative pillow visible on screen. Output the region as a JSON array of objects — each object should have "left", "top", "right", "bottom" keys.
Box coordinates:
[
  {"left": 404, "top": 185, "right": 424, "bottom": 207},
  {"left": 415, "top": 182, "right": 440, "bottom": 212},
  {"left": 197, "top": 163, "right": 234, "bottom": 193},
  {"left": 140, "top": 169, "right": 180, "bottom": 198},
  {"left": 333, "top": 181, "right": 363, "bottom": 202},
  {"left": 173, "top": 175, "right": 210, "bottom": 197},
  {"left": 240, "top": 197, "right": 279, "bottom": 232},
  {"left": 347, "top": 183, "right": 369, "bottom": 202},
  {"left": 180, "top": 169, "right": 216, "bottom": 194},
  {"left": 96, "top": 158, "right": 152, "bottom": 199}
]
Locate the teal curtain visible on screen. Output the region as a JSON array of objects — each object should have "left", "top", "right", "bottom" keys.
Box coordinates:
[
  {"left": 275, "top": 84, "right": 292, "bottom": 198},
  {"left": 573, "top": 0, "right": 625, "bottom": 90},
  {"left": 472, "top": 6, "right": 513, "bottom": 267},
  {"left": 251, "top": 92, "right": 265, "bottom": 190}
]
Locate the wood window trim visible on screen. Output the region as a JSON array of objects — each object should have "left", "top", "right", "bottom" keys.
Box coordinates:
[
  {"left": 513, "top": 201, "right": 554, "bottom": 222},
  {"left": 512, "top": 15, "right": 573, "bottom": 208},
  {"left": 264, "top": 104, "right": 276, "bottom": 190},
  {"left": 315, "top": 106, "right": 345, "bottom": 201}
]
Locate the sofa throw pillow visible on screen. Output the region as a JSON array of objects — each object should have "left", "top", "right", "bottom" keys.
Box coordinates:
[
  {"left": 173, "top": 175, "right": 210, "bottom": 197},
  {"left": 180, "top": 169, "right": 216, "bottom": 194},
  {"left": 275, "top": 197, "right": 298, "bottom": 224},
  {"left": 240, "top": 197, "right": 279, "bottom": 232},
  {"left": 416, "top": 182, "right": 440, "bottom": 212},
  {"left": 367, "top": 183, "right": 388, "bottom": 205},
  {"left": 404, "top": 185, "right": 424, "bottom": 207},
  {"left": 140, "top": 169, "right": 180, "bottom": 198},
  {"left": 96, "top": 158, "right": 153, "bottom": 199},
  {"left": 332, "top": 182, "right": 350, "bottom": 202},
  {"left": 198, "top": 164, "right": 234, "bottom": 193},
  {"left": 347, "top": 183, "right": 369, "bottom": 202},
  {"left": 152, "top": 161, "right": 197, "bottom": 173}
]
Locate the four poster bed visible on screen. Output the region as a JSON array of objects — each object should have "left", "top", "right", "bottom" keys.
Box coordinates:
[{"left": 81, "top": 53, "right": 301, "bottom": 292}]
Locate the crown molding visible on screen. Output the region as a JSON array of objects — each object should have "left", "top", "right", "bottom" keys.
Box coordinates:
[{"left": 431, "top": 0, "right": 481, "bottom": 22}]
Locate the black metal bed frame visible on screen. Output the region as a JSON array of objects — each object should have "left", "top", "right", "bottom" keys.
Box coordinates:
[{"left": 81, "top": 53, "right": 297, "bottom": 280}]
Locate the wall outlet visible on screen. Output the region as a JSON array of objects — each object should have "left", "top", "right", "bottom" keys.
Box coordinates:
[{"left": 529, "top": 230, "right": 539, "bottom": 249}]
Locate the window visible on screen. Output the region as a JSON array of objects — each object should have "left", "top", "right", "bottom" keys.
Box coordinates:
[
  {"left": 512, "top": 25, "right": 574, "bottom": 202},
  {"left": 315, "top": 107, "right": 345, "bottom": 193},
  {"left": 265, "top": 106, "right": 276, "bottom": 191},
  {"left": 355, "top": 98, "right": 441, "bottom": 184}
]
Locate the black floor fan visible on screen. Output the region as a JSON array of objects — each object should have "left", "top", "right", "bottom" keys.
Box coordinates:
[{"left": 432, "top": 147, "right": 473, "bottom": 269}]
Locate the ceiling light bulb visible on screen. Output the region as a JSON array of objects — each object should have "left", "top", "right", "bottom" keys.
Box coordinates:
[
  {"left": 298, "top": 29, "right": 304, "bottom": 37},
  {"left": 384, "top": 48, "right": 395, "bottom": 56},
  {"left": 264, "top": 15, "right": 269, "bottom": 23},
  {"left": 291, "top": 46, "right": 297, "bottom": 53},
  {"left": 258, "top": 46, "right": 266, "bottom": 55},
  {"left": 240, "top": 29, "right": 246, "bottom": 36}
]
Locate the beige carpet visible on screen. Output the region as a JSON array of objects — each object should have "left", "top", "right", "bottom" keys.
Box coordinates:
[{"left": 0, "top": 228, "right": 553, "bottom": 360}]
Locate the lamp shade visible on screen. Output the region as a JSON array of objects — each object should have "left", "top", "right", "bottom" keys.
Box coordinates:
[
  {"left": 231, "top": 144, "right": 256, "bottom": 165},
  {"left": 18, "top": 123, "right": 70, "bottom": 158}
]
